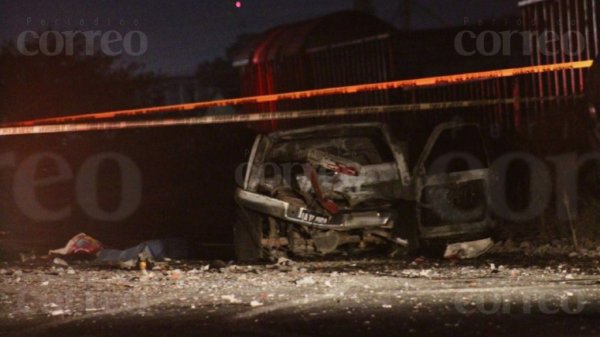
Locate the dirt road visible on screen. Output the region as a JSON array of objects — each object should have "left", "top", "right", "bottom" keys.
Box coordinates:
[{"left": 1, "top": 255, "right": 600, "bottom": 336}]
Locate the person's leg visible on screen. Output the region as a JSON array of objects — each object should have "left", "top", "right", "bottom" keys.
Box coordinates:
[{"left": 97, "top": 242, "right": 151, "bottom": 263}]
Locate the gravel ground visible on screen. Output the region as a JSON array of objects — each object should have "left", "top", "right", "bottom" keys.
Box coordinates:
[{"left": 2, "top": 252, "right": 600, "bottom": 337}]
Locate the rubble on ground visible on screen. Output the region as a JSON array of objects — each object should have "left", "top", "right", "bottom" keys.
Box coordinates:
[
  {"left": 489, "top": 238, "right": 600, "bottom": 258},
  {"left": 2, "top": 251, "right": 600, "bottom": 331}
]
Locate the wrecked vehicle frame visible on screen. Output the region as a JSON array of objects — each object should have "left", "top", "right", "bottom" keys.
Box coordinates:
[{"left": 234, "top": 122, "right": 495, "bottom": 261}]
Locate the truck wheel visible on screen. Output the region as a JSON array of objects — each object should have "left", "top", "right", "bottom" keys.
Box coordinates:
[
  {"left": 420, "top": 241, "right": 447, "bottom": 258},
  {"left": 392, "top": 203, "right": 420, "bottom": 257},
  {"left": 234, "top": 208, "right": 264, "bottom": 262}
]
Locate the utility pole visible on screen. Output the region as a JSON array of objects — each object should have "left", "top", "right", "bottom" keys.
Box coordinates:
[
  {"left": 353, "top": 0, "right": 375, "bottom": 15},
  {"left": 401, "top": 0, "right": 412, "bottom": 31},
  {"left": 396, "top": 0, "right": 446, "bottom": 31}
]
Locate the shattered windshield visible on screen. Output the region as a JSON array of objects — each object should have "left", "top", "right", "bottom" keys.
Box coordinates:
[{"left": 269, "top": 135, "right": 394, "bottom": 165}]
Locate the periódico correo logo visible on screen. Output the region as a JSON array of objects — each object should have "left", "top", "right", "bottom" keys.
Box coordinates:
[{"left": 16, "top": 30, "right": 148, "bottom": 56}]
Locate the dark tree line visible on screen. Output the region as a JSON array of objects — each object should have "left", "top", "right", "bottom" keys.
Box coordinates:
[
  {"left": 0, "top": 30, "right": 263, "bottom": 122},
  {"left": 0, "top": 33, "right": 160, "bottom": 122}
]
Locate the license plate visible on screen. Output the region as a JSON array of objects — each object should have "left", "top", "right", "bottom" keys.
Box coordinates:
[{"left": 298, "top": 209, "right": 330, "bottom": 224}]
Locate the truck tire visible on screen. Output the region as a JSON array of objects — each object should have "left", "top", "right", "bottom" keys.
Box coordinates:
[
  {"left": 420, "top": 241, "right": 447, "bottom": 258},
  {"left": 392, "top": 202, "right": 421, "bottom": 257},
  {"left": 233, "top": 207, "right": 264, "bottom": 262}
]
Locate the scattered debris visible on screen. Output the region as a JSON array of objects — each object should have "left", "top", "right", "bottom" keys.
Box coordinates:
[
  {"left": 49, "top": 309, "right": 69, "bottom": 316},
  {"left": 412, "top": 257, "right": 425, "bottom": 265},
  {"left": 444, "top": 238, "right": 494, "bottom": 260},
  {"left": 295, "top": 276, "right": 316, "bottom": 286},
  {"left": 209, "top": 260, "right": 227, "bottom": 270},
  {"left": 52, "top": 257, "right": 69, "bottom": 267},
  {"left": 19, "top": 252, "right": 36, "bottom": 263},
  {"left": 489, "top": 238, "right": 600, "bottom": 258},
  {"left": 1, "top": 256, "right": 599, "bottom": 331},
  {"left": 222, "top": 295, "right": 242, "bottom": 304},
  {"left": 170, "top": 269, "right": 183, "bottom": 281},
  {"left": 139, "top": 259, "right": 148, "bottom": 272},
  {"left": 276, "top": 257, "right": 294, "bottom": 267}
]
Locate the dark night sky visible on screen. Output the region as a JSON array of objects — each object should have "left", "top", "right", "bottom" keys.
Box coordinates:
[{"left": 0, "top": 0, "right": 518, "bottom": 76}]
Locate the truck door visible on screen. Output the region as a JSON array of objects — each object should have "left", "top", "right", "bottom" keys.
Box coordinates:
[{"left": 414, "top": 123, "right": 493, "bottom": 241}]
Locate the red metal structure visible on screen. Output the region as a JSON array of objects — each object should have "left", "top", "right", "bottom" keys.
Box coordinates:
[
  {"left": 230, "top": 2, "right": 599, "bottom": 148},
  {"left": 233, "top": 10, "right": 397, "bottom": 126}
]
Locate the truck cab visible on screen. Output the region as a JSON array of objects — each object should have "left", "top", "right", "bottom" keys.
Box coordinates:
[{"left": 234, "top": 122, "right": 494, "bottom": 261}]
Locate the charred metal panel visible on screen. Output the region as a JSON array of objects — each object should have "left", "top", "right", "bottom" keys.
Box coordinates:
[{"left": 235, "top": 122, "right": 494, "bottom": 259}]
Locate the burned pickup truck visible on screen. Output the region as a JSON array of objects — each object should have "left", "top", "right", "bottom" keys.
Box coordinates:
[{"left": 234, "top": 123, "right": 494, "bottom": 261}]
